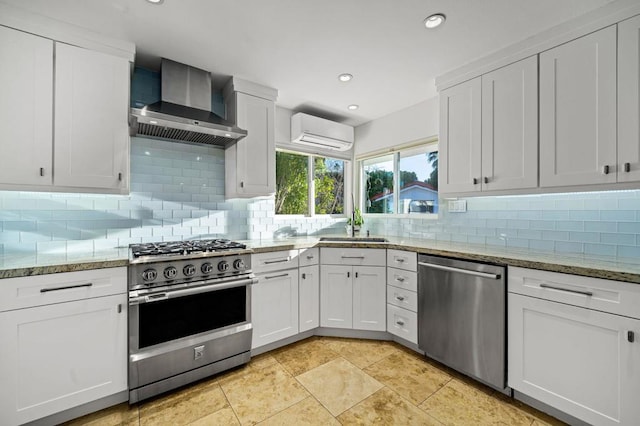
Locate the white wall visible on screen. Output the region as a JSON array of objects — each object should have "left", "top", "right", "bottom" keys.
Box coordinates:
[{"left": 354, "top": 97, "right": 439, "bottom": 156}]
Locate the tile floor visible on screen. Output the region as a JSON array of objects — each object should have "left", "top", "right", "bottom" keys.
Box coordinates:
[{"left": 66, "top": 337, "right": 566, "bottom": 425}]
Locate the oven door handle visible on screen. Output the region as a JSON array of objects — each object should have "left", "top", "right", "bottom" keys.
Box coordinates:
[{"left": 129, "top": 277, "right": 258, "bottom": 305}]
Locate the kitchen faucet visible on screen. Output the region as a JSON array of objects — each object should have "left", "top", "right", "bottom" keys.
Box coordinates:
[{"left": 351, "top": 193, "right": 356, "bottom": 238}]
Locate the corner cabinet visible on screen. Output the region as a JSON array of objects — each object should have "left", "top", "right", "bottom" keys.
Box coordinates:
[
  {"left": 224, "top": 78, "right": 277, "bottom": 198},
  {"left": 319, "top": 248, "right": 386, "bottom": 331},
  {"left": 0, "top": 25, "right": 131, "bottom": 194},
  {"left": 439, "top": 56, "right": 538, "bottom": 195},
  {"left": 540, "top": 26, "right": 617, "bottom": 188},
  {"left": 0, "top": 268, "right": 128, "bottom": 426},
  {"left": 508, "top": 267, "right": 640, "bottom": 426}
]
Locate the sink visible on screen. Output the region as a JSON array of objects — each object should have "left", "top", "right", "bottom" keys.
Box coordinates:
[{"left": 319, "top": 237, "right": 389, "bottom": 243}]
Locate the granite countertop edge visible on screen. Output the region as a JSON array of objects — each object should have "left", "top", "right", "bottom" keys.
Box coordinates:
[{"left": 1, "top": 237, "right": 639, "bottom": 284}]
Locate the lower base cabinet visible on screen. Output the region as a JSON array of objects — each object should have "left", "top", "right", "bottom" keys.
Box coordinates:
[
  {"left": 299, "top": 264, "right": 320, "bottom": 332},
  {"left": 509, "top": 293, "right": 640, "bottom": 425},
  {"left": 0, "top": 294, "right": 127, "bottom": 426},
  {"left": 252, "top": 269, "right": 299, "bottom": 349}
]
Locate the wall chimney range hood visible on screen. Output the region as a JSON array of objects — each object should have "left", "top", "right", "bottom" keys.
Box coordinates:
[{"left": 130, "top": 59, "right": 247, "bottom": 146}]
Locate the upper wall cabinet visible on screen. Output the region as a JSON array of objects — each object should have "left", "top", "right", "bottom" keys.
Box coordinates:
[
  {"left": 0, "top": 25, "right": 131, "bottom": 194},
  {"left": 439, "top": 56, "right": 538, "bottom": 195},
  {"left": 618, "top": 15, "right": 640, "bottom": 183},
  {"left": 224, "top": 78, "right": 278, "bottom": 199},
  {"left": 539, "top": 26, "right": 617, "bottom": 188}
]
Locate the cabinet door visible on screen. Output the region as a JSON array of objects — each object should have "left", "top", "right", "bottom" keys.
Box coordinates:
[
  {"left": 54, "top": 43, "right": 129, "bottom": 192},
  {"left": 299, "top": 265, "right": 320, "bottom": 332},
  {"left": 233, "top": 92, "right": 275, "bottom": 197},
  {"left": 320, "top": 265, "right": 352, "bottom": 329},
  {"left": 439, "top": 77, "right": 482, "bottom": 194},
  {"left": 482, "top": 56, "right": 538, "bottom": 191},
  {"left": 0, "top": 26, "right": 53, "bottom": 187},
  {"left": 540, "top": 26, "right": 617, "bottom": 188},
  {"left": 0, "top": 294, "right": 127, "bottom": 426},
  {"left": 252, "top": 269, "right": 299, "bottom": 349},
  {"left": 618, "top": 15, "right": 640, "bottom": 183},
  {"left": 508, "top": 293, "right": 640, "bottom": 426},
  {"left": 352, "top": 266, "right": 386, "bottom": 331}
]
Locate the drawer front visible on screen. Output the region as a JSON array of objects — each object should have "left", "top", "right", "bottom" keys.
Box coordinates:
[
  {"left": 387, "top": 286, "right": 417, "bottom": 312},
  {"left": 0, "top": 267, "right": 127, "bottom": 312},
  {"left": 386, "top": 268, "right": 417, "bottom": 292},
  {"left": 387, "top": 249, "right": 417, "bottom": 272},
  {"left": 252, "top": 250, "right": 299, "bottom": 274},
  {"left": 320, "top": 248, "right": 386, "bottom": 266},
  {"left": 298, "top": 247, "right": 319, "bottom": 267},
  {"left": 387, "top": 304, "right": 417, "bottom": 344},
  {"left": 508, "top": 266, "right": 640, "bottom": 319}
]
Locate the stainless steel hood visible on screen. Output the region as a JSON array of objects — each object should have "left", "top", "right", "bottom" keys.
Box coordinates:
[{"left": 130, "top": 59, "right": 247, "bottom": 146}]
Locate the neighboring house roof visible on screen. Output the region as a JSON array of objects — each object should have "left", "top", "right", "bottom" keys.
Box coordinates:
[{"left": 370, "top": 181, "right": 438, "bottom": 201}]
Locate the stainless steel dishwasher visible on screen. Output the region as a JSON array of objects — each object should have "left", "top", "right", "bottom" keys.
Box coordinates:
[{"left": 418, "top": 254, "right": 508, "bottom": 393}]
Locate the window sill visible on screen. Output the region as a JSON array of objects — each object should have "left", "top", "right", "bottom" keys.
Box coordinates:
[{"left": 363, "top": 213, "right": 439, "bottom": 220}]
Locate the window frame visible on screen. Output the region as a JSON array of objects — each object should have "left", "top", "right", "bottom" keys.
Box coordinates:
[
  {"left": 275, "top": 148, "right": 350, "bottom": 217},
  {"left": 357, "top": 139, "right": 439, "bottom": 218}
]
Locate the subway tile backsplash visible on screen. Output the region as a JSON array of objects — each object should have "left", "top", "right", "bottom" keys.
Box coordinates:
[{"left": 0, "top": 138, "right": 639, "bottom": 263}]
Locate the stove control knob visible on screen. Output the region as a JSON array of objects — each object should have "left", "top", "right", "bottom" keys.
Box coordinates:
[
  {"left": 142, "top": 268, "right": 157, "bottom": 282},
  {"left": 233, "top": 259, "right": 246, "bottom": 270},
  {"left": 183, "top": 264, "right": 196, "bottom": 277},
  {"left": 201, "top": 262, "right": 213, "bottom": 274},
  {"left": 218, "top": 261, "right": 230, "bottom": 272},
  {"left": 164, "top": 266, "right": 178, "bottom": 280}
]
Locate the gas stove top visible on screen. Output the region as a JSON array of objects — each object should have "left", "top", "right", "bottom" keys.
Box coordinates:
[{"left": 130, "top": 239, "right": 247, "bottom": 259}]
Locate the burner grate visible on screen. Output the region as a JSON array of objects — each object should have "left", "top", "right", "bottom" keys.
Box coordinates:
[{"left": 130, "top": 239, "right": 246, "bottom": 258}]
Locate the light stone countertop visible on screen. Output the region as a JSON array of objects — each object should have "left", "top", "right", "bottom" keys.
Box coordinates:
[{"left": 1, "top": 236, "right": 639, "bottom": 284}]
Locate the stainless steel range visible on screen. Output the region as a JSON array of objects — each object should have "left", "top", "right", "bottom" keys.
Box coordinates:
[{"left": 127, "top": 239, "right": 256, "bottom": 403}]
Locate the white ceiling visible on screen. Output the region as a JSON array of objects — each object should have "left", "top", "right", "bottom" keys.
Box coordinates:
[{"left": 3, "top": 0, "right": 615, "bottom": 126}]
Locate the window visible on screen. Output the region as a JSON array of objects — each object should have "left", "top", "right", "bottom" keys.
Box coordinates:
[
  {"left": 361, "top": 143, "right": 438, "bottom": 215},
  {"left": 276, "top": 150, "right": 346, "bottom": 215}
]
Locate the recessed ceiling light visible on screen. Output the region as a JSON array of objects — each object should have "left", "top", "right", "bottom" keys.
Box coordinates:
[
  {"left": 338, "top": 73, "right": 353, "bottom": 82},
  {"left": 348, "top": 104, "right": 359, "bottom": 110},
  {"left": 424, "top": 13, "right": 446, "bottom": 29},
  {"left": 146, "top": 0, "right": 164, "bottom": 4}
]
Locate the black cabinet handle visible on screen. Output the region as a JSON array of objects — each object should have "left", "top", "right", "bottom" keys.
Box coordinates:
[
  {"left": 41, "top": 282, "right": 93, "bottom": 293},
  {"left": 301, "top": 273, "right": 306, "bottom": 279},
  {"left": 629, "top": 331, "right": 635, "bottom": 343},
  {"left": 624, "top": 162, "right": 631, "bottom": 173}
]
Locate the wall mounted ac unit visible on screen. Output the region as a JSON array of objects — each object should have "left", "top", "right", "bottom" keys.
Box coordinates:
[{"left": 291, "top": 112, "right": 354, "bottom": 151}]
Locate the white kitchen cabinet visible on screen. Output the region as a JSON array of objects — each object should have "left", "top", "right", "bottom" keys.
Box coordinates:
[
  {"left": 252, "top": 263, "right": 299, "bottom": 349},
  {"left": 618, "top": 15, "right": 640, "bottom": 183},
  {"left": 439, "top": 77, "right": 481, "bottom": 194},
  {"left": 320, "top": 248, "right": 386, "bottom": 331},
  {"left": 0, "top": 26, "right": 53, "bottom": 187},
  {"left": 540, "top": 26, "right": 617, "bottom": 188},
  {"left": 224, "top": 78, "right": 277, "bottom": 198},
  {"left": 54, "top": 43, "right": 130, "bottom": 192},
  {"left": 386, "top": 250, "right": 419, "bottom": 344},
  {"left": 299, "top": 264, "right": 320, "bottom": 332},
  {"left": 0, "top": 268, "right": 127, "bottom": 426},
  {"left": 481, "top": 56, "right": 538, "bottom": 191},
  {"left": 508, "top": 267, "right": 640, "bottom": 426},
  {"left": 439, "top": 57, "right": 538, "bottom": 196}
]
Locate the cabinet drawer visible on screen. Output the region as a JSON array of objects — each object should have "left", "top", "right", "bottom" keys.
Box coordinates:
[
  {"left": 252, "top": 250, "right": 299, "bottom": 274},
  {"left": 0, "top": 267, "right": 127, "bottom": 312},
  {"left": 387, "top": 304, "right": 417, "bottom": 344},
  {"left": 387, "top": 249, "right": 417, "bottom": 272},
  {"left": 387, "top": 286, "right": 417, "bottom": 312},
  {"left": 298, "top": 247, "right": 319, "bottom": 267},
  {"left": 508, "top": 267, "right": 640, "bottom": 319},
  {"left": 320, "top": 248, "right": 386, "bottom": 266},
  {"left": 386, "top": 268, "right": 417, "bottom": 292}
]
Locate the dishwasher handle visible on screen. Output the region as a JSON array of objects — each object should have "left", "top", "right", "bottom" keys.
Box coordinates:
[{"left": 418, "top": 262, "right": 501, "bottom": 280}]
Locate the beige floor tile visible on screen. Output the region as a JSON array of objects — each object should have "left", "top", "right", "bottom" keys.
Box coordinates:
[
  {"left": 296, "top": 357, "right": 383, "bottom": 416},
  {"left": 139, "top": 381, "right": 229, "bottom": 426},
  {"left": 257, "top": 397, "right": 340, "bottom": 426},
  {"left": 220, "top": 363, "right": 309, "bottom": 425},
  {"left": 364, "top": 350, "right": 451, "bottom": 405},
  {"left": 338, "top": 387, "right": 444, "bottom": 425},
  {"left": 188, "top": 407, "right": 240, "bottom": 426},
  {"left": 214, "top": 353, "right": 278, "bottom": 386},
  {"left": 491, "top": 392, "right": 567, "bottom": 426},
  {"left": 322, "top": 337, "right": 400, "bottom": 369},
  {"left": 64, "top": 402, "right": 139, "bottom": 426},
  {"left": 420, "top": 379, "right": 535, "bottom": 426},
  {"left": 271, "top": 337, "right": 340, "bottom": 376}
]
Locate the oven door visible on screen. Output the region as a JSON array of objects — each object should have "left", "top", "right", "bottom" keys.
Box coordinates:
[{"left": 128, "top": 276, "right": 255, "bottom": 392}]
